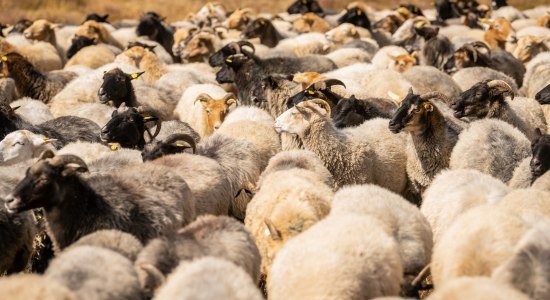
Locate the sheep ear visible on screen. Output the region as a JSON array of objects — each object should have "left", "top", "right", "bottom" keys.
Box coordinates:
[
  {"left": 61, "top": 163, "right": 88, "bottom": 177},
  {"left": 137, "top": 263, "right": 166, "bottom": 293},
  {"left": 1, "top": 55, "right": 7, "bottom": 62},
  {"left": 264, "top": 218, "right": 282, "bottom": 240},
  {"left": 130, "top": 71, "right": 145, "bottom": 80}
]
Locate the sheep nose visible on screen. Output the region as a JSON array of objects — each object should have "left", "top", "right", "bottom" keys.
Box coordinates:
[
  {"left": 98, "top": 88, "right": 106, "bottom": 96},
  {"left": 214, "top": 124, "right": 221, "bottom": 130},
  {"left": 4, "top": 194, "right": 15, "bottom": 205}
]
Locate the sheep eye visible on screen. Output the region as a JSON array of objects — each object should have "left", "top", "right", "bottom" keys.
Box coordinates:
[{"left": 13, "top": 141, "right": 24, "bottom": 146}]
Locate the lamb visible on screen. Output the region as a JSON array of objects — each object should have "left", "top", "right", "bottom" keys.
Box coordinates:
[
  {"left": 69, "top": 230, "right": 143, "bottom": 262},
  {"left": 522, "top": 52, "right": 550, "bottom": 99},
  {"left": 0, "top": 130, "right": 57, "bottom": 165},
  {"left": 449, "top": 119, "right": 531, "bottom": 183},
  {"left": 451, "top": 67, "right": 518, "bottom": 93},
  {"left": 509, "top": 129, "right": 550, "bottom": 188},
  {"left": 154, "top": 257, "right": 263, "bottom": 300},
  {"left": 0, "top": 205, "right": 35, "bottom": 274},
  {"left": 426, "top": 277, "right": 530, "bottom": 300},
  {"left": 492, "top": 220, "right": 550, "bottom": 300},
  {"left": 9, "top": 98, "right": 54, "bottom": 125},
  {"left": 372, "top": 45, "right": 417, "bottom": 73},
  {"left": 421, "top": 169, "right": 511, "bottom": 244},
  {"left": 451, "top": 79, "right": 547, "bottom": 141},
  {"left": 431, "top": 204, "right": 538, "bottom": 287},
  {"left": 389, "top": 90, "right": 463, "bottom": 197},
  {"left": 268, "top": 214, "right": 403, "bottom": 299},
  {"left": 134, "top": 215, "right": 261, "bottom": 293},
  {"left": 0, "top": 37, "right": 62, "bottom": 72},
  {"left": 0, "top": 274, "right": 76, "bottom": 300},
  {"left": 115, "top": 43, "right": 167, "bottom": 83},
  {"left": 174, "top": 83, "right": 237, "bottom": 138},
  {"left": 245, "top": 168, "right": 333, "bottom": 278},
  {"left": 0, "top": 52, "right": 76, "bottom": 103},
  {"left": 45, "top": 246, "right": 143, "bottom": 300},
  {"left": 403, "top": 66, "right": 462, "bottom": 100},
  {"left": 275, "top": 99, "right": 408, "bottom": 194},
  {"left": 330, "top": 185, "right": 433, "bottom": 281},
  {"left": 3, "top": 151, "right": 195, "bottom": 250}
]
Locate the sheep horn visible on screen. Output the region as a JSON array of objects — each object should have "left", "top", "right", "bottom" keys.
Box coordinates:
[
  {"left": 237, "top": 40, "right": 255, "bottom": 54},
  {"left": 309, "top": 99, "right": 332, "bottom": 116},
  {"left": 165, "top": 133, "right": 197, "bottom": 154},
  {"left": 228, "top": 42, "right": 241, "bottom": 54},
  {"left": 420, "top": 91, "right": 450, "bottom": 104},
  {"left": 148, "top": 119, "right": 162, "bottom": 140},
  {"left": 264, "top": 218, "right": 282, "bottom": 240},
  {"left": 471, "top": 41, "right": 491, "bottom": 54},
  {"left": 462, "top": 44, "right": 477, "bottom": 62},
  {"left": 49, "top": 154, "right": 89, "bottom": 171},
  {"left": 39, "top": 149, "right": 55, "bottom": 160},
  {"left": 487, "top": 80, "right": 515, "bottom": 100},
  {"left": 313, "top": 79, "right": 346, "bottom": 90}
]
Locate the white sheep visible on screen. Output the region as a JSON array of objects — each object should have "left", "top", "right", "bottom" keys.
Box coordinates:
[
  {"left": 426, "top": 277, "right": 530, "bottom": 300},
  {"left": 361, "top": 69, "right": 414, "bottom": 103},
  {"left": 522, "top": 52, "right": 550, "bottom": 98},
  {"left": 452, "top": 67, "right": 519, "bottom": 94},
  {"left": 10, "top": 98, "right": 54, "bottom": 125},
  {"left": 275, "top": 32, "right": 331, "bottom": 56},
  {"left": 371, "top": 45, "right": 415, "bottom": 72},
  {"left": 533, "top": 171, "right": 550, "bottom": 192},
  {"left": 65, "top": 44, "right": 120, "bottom": 69},
  {"left": 0, "top": 130, "right": 56, "bottom": 165}
]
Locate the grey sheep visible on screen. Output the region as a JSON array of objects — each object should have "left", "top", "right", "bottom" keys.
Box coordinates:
[
  {"left": 402, "top": 66, "right": 462, "bottom": 100},
  {"left": 450, "top": 119, "right": 531, "bottom": 183},
  {"left": 0, "top": 274, "right": 76, "bottom": 300},
  {"left": 0, "top": 204, "right": 35, "bottom": 274},
  {"left": 135, "top": 215, "right": 261, "bottom": 293},
  {"left": 154, "top": 257, "right": 263, "bottom": 300},
  {"left": 522, "top": 52, "right": 550, "bottom": 99},
  {"left": 0, "top": 78, "right": 17, "bottom": 104},
  {"left": 451, "top": 67, "right": 518, "bottom": 94},
  {"left": 4, "top": 151, "right": 195, "bottom": 250},
  {"left": 46, "top": 245, "right": 143, "bottom": 300},
  {"left": 426, "top": 277, "right": 530, "bottom": 300},
  {"left": 69, "top": 230, "right": 143, "bottom": 262}
]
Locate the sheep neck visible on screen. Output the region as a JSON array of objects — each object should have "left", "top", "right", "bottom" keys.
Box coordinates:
[
  {"left": 260, "top": 24, "right": 283, "bottom": 48},
  {"left": 486, "top": 98, "right": 512, "bottom": 121},
  {"left": 9, "top": 61, "right": 48, "bottom": 100}
]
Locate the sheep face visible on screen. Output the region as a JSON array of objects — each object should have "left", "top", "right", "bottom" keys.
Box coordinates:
[
  {"left": 4, "top": 152, "right": 88, "bottom": 214},
  {"left": 293, "top": 13, "right": 330, "bottom": 33},
  {"left": 84, "top": 13, "right": 109, "bottom": 24},
  {"left": 195, "top": 93, "right": 237, "bottom": 135},
  {"left": 67, "top": 35, "right": 96, "bottom": 59},
  {"left": 141, "top": 133, "right": 196, "bottom": 162},
  {"left": 513, "top": 36, "right": 549, "bottom": 63},
  {"left": 326, "top": 23, "right": 359, "bottom": 45},
  {"left": 287, "top": 0, "right": 324, "bottom": 15},
  {"left": 373, "top": 14, "right": 404, "bottom": 34},
  {"left": 98, "top": 68, "right": 143, "bottom": 106},
  {"left": 226, "top": 9, "right": 253, "bottom": 30},
  {"left": 337, "top": 7, "right": 371, "bottom": 30},
  {"left": 242, "top": 18, "right": 271, "bottom": 40},
  {"left": 76, "top": 20, "right": 104, "bottom": 42},
  {"left": 332, "top": 97, "right": 370, "bottom": 128},
  {"left": 530, "top": 129, "right": 550, "bottom": 181},
  {"left": 100, "top": 107, "right": 159, "bottom": 149},
  {"left": 178, "top": 33, "right": 218, "bottom": 63},
  {"left": 136, "top": 13, "right": 164, "bottom": 37},
  {"left": 275, "top": 99, "right": 330, "bottom": 136},
  {"left": 215, "top": 54, "right": 249, "bottom": 84},
  {"left": 536, "top": 84, "right": 550, "bottom": 105},
  {"left": 209, "top": 41, "right": 255, "bottom": 67},
  {"left": 23, "top": 19, "right": 57, "bottom": 42},
  {"left": 390, "top": 53, "right": 416, "bottom": 73},
  {"left": 287, "top": 79, "right": 345, "bottom": 109},
  {"left": 389, "top": 89, "right": 433, "bottom": 134},
  {"left": 451, "top": 80, "right": 514, "bottom": 119},
  {"left": 483, "top": 18, "right": 516, "bottom": 48},
  {"left": 0, "top": 130, "right": 52, "bottom": 165}
]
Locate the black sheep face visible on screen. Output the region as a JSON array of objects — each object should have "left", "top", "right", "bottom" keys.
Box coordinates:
[
  {"left": 84, "top": 13, "right": 109, "bottom": 23},
  {"left": 389, "top": 89, "right": 433, "bottom": 134},
  {"left": 530, "top": 129, "right": 550, "bottom": 181},
  {"left": 0, "top": 104, "right": 19, "bottom": 140},
  {"left": 209, "top": 44, "right": 239, "bottom": 67},
  {"left": 535, "top": 84, "right": 550, "bottom": 105},
  {"left": 332, "top": 98, "right": 366, "bottom": 128},
  {"left": 67, "top": 36, "right": 96, "bottom": 59},
  {"left": 287, "top": 85, "right": 325, "bottom": 109},
  {"left": 338, "top": 7, "right": 371, "bottom": 31},
  {"left": 414, "top": 25, "right": 439, "bottom": 40},
  {"left": 98, "top": 68, "right": 143, "bottom": 106},
  {"left": 136, "top": 13, "right": 163, "bottom": 37},
  {"left": 100, "top": 108, "right": 149, "bottom": 149},
  {"left": 287, "top": 0, "right": 324, "bottom": 15},
  {"left": 451, "top": 80, "right": 505, "bottom": 119},
  {"left": 242, "top": 18, "right": 270, "bottom": 39},
  {"left": 215, "top": 55, "right": 249, "bottom": 84}
]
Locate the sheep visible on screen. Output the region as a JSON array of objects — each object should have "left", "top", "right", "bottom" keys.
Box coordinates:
[
  {"left": 66, "top": 35, "right": 98, "bottom": 59},
  {"left": 243, "top": 18, "right": 286, "bottom": 48},
  {"left": 482, "top": 17, "right": 517, "bottom": 50},
  {"left": 3, "top": 151, "right": 195, "bottom": 250},
  {"left": 23, "top": 19, "right": 66, "bottom": 62},
  {"left": 0, "top": 52, "right": 76, "bottom": 103},
  {"left": 450, "top": 119, "right": 531, "bottom": 183},
  {"left": 245, "top": 168, "right": 333, "bottom": 278},
  {"left": 451, "top": 79, "right": 547, "bottom": 141},
  {"left": 0, "top": 77, "right": 16, "bottom": 104},
  {"left": 154, "top": 257, "right": 263, "bottom": 300},
  {"left": 252, "top": 74, "right": 303, "bottom": 117},
  {"left": 275, "top": 99, "right": 408, "bottom": 195},
  {"left": 0, "top": 274, "right": 76, "bottom": 300},
  {"left": 509, "top": 129, "right": 550, "bottom": 188},
  {"left": 174, "top": 83, "right": 237, "bottom": 138},
  {"left": 76, "top": 20, "right": 123, "bottom": 49},
  {"left": 415, "top": 25, "right": 454, "bottom": 70},
  {"left": 421, "top": 169, "right": 511, "bottom": 244},
  {"left": 331, "top": 95, "right": 397, "bottom": 128},
  {"left": 361, "top": 69, "right": 414, "bottom": 102},
  {"left": 325, "top": 47, "right": 373, "bottom": 68},
  {"left": 293, "top": 12, "right": 331, "bottom": 33},
  {"left": 372, "top": 45, "right": 416, "bottom": 73},
  {"left": 114, "top": 44, "right": 168, "bottom": 84},
  {"left": 0, "top": 37, "right": 62, "bottom": 72},
  {"left": 136, "top": 12, "right": 176, "bottom": 60},
  {"left": 287, "top": 0, "right": 324, "bottom": 15},
  {"left": 275, "top": 32, "right": 331, "bottom": 57},
  {"left": 45, "top": 246, "right": 143, "bottom": 300},
  {"left": 10, "top": 98, "right": 54, "bottom": 125},
  {"left": 69, "top": 230, "right": 143, "bottom": 262},
  {"left": 65, "top": 43, "right": 120, "bottom": 69},
  {"left": 522, "top": 52, "right": 550, "bottom": 99},
  {"left": 389, "top": 90, "right": 463, "bottom": 197},
  {"left": 217, "top": 106, "right": 282, "bottom": 171},
  {"left": 513, "top": 35, "right": 549, "bottom": 63},
  {"left": 426, "top": 277, "right": 530, "bottom": 300},
  {"left": 325, "top": 23, "right": 365, "bottom": 48},
  {"left": 224, "top": 8, "right": 254, "bottom": 31},
  {"left": 451, "top": 66, "right": 518, "bottom": 93},
  {"left": 492, "top": 220, "right": 550, "bottom": 300},
  {"left": 403, "top": 66, "right": 462, "bottom": 100},
  {"left": 0, "top": 130, "right": 57, "bottom": 165},
  {"left": 0, "top": 204, "right": 34, "bottom": 274},
  {"left": 134, "top": 215, "right": 261, "bottom": 293},
  {"left": 330, "top": 184, "right": 433, "bottom": 282},
  {"left": 268, "top": 214, "right": 403, "bottom": 299}
]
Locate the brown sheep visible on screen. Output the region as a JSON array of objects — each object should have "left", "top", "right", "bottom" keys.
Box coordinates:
[
  {"left": 293, "top": 13, "right": 332, "bottom": 33},
  {"left": 76, "top": 20, "right": 123, "bottom": 49},
  {"left": 482, "top": 18, "right": 516, "bottom": 49}
]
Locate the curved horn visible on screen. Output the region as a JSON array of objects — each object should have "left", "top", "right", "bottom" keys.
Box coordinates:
[
  {"left": 420, "top": 91, "right": 450, "bottom": 105},
  {"left": 471, "top": 41, "right": 491, "bottom": 54},
  {"left": 49, "top": 154, "right": 89, "bottom": 170},
  {"left": 487, "top": 80, "right": 515, "bottom": 100},
  {"left": 309, "top": 99, "right": 332, "bottom": 116},
  {"left": 237, "top": 40, "right": 255, "bottom": 54},
  {"left": 462, "top": 44, "right": 478, "bottom": 62},
  {"left": 39, "top": 149, "right": 55, "bottom": 160},
  {"left": 165, "top": 133, "right": 197, "bottom": 154},
  {"left": 322, "top": 79, "right": 346, "bottom": 89},
  {"left": 194, "top": 93, "right": 212, "bottom": 104},
  {"left": 227, "top": 42, "right": 241, "bottom": 54}
]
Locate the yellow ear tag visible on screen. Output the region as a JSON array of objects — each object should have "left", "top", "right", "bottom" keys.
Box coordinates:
[
  {"left": 225, "top": 58, "right": 233, "bottom": 63},
  {"left": 424, "top": 102, "right": 433, "bottom": 112},
  {"left": 227, "top": 98, "right": 236, "bottom": 105},
  {"left": 131, "top": 73, "right": 140, "bottom": 79},
  {"left": 1, "top": 56, "right": 7, "bottom": 62},
  {"left": 43, "top": 138, "right": 50, "bottom": 143},
  {"left": 307, "top": 90, "right": 315, "bottom": 95},
  {"left": 143, "top": 116, "right": 154, "bottom": 120},
  {"left": 416, "top": 22, "right": 424, "bottom": 29},
  {"left": 175, "top": 143, "right": 185, "bottom": 147},
  {"left": 260, "top": 19, "right": 266, "bottom": 25},
  {"left": 351, "top": 27, "right": 356, "bottom": 35},
  {"left": 357, "top": 10, "right": 362, "bottom": 16},
  {"left": 109, "top": 144, "right": 120, "bottom": 151}
]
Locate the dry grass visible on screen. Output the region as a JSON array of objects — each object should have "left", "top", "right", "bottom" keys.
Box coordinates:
[{"left": 0, "top": 0, "right": 547, "bottom": 24}]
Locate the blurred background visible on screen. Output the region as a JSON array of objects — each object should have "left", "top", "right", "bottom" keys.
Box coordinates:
[{"left": 0, "top": 0, "right": 547, "bottom": 23}]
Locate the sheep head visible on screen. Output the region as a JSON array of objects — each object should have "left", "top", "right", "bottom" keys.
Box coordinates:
[
  {"left": 141, "top": 133, "right": 197, "bottom": 162},
  {"left": 337, "top": 7, "right": 371, "bottom": 30},
  {"left": 389, "top": 52, "right": 417, "bottom": 73},
  {"left": 226, "top": 8, "right": 254, "bottom": 30},
  {"left": 287, "top": 0, "right": 324, "bottom": 15},
  {"left": 0, "top": 52, "right": 35, "bottom": 79},
  {"left": 530, "top": 129, "right": 550, "bottom": 182},
  {"left": 275, "top": 99, "right": 331, "bottom": 136},
  {"left": 209, "top": 41, "right": 254, "bottom": 67},
  {"left": 178, "top": 32, "right": 219, "bottom": 63},
  {"left": 482, "top": 17, "right": 516, "bottom": 49},
  {"left": 8, "top": 19, "right": 33, "bottom": 34},
  {"left": 67, "top": 35, "right": 97, "bottom": 59},
  {"left": 389, "top": 88, "right": 440, "bottom": 135},
  {"left": 513, "top": 35, "right": 549, "bottom": 63},
  {"left": 242, "top": 17, "right": 273, "bottom": 40},
  {"left": 76, "top": 20, "right": 107, "bottom": 44},
  {"left": 194, "top": 93, "right": 237, "bottom": 136},
  {"left": 535, "top": 84, "right": 550, "bottom": 105},
  {"left": 4, "top": 151, "right": 88, "bottom": 214},
  {"left": 444, "top": 42, "right": 491, "bottom": 73},
  {"left": 293, "top": 72, "right": 326, "bottom": 89},
  {"left": 451, "top": 79, "right": 514, "bottom": 119},
  {"left": 293, "top": 13, "right": 331, "bottom": 33},
  {"left": 23, "top": 19, "right": 59, "bottom": 42},
  {"left": 373, "top": 13, "right": 405, "bottom": 34},
  {"left": 100, "top": 106, "right": 160, "bottom": 149},
  {"left": 214, "top": 53, "right": 249, "bottom": 83},
  {"left": 0, "top": 130, "right": 56, "bottom": 166},
  {"left": 137, "top": 12, "right": 165, "bottom": 37},
  {"left": 98, "top": 68, "right": 144, "bottom": 106},
  {"left": 326, "top": 23, "right": 360, "bottom": 45}
]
